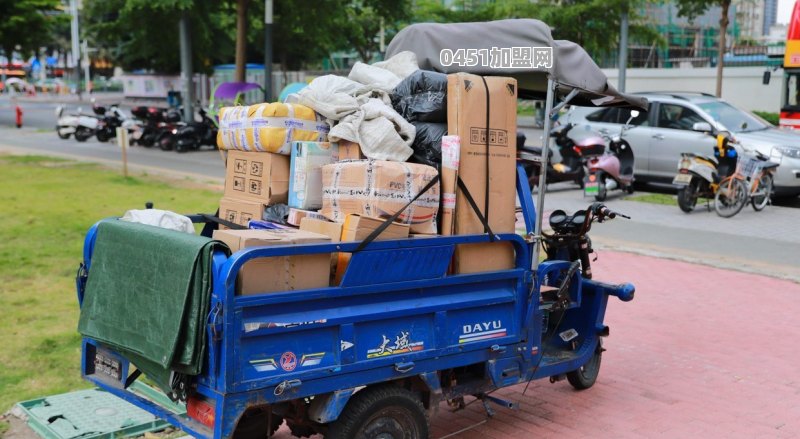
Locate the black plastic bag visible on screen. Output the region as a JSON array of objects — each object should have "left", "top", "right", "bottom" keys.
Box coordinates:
[
  {"left": 392, "top": 70, "right": 448, "bottom": 123},
  {"left": 410, "top": 122, "right": 447, "bottom": 166}
]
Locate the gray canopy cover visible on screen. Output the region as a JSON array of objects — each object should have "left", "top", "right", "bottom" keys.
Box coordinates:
[{"left": 386, "top": 19, "right": 647, "bottom": 109}]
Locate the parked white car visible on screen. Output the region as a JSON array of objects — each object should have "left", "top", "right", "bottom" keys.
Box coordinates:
[{"left": 562, "top": 92, "right": 800, "bottom": 197}]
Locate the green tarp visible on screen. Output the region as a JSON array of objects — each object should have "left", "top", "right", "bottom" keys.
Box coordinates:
[{"left": 78, "top": 220, "right": 227, "bottom": 394}]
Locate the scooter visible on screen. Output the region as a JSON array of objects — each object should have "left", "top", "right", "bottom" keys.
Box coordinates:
[
  {"left": 673, "top": 131, "right": 738, "bottom": 212},
  {"left": 155, "top": 108, "right": 184, "bottom": 151},
  {"left": 174, "top": 108, "right": 218, "bottom": 153},
  {"left": 130, "top": 106, "right": 168, "bottom": 147},
  {"left": 93, "top": 104, "right": 139, "bottom": 143},
  {"left": 583, "top": 110, "right": 639, "bottom": 201},
  {"left": 55, "top": 106, "right": 98, "bottom": 142},
  {"left": 522, "top": 123, "right": 606, "bottom": 190}
]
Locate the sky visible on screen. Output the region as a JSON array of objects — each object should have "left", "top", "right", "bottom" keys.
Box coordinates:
[{"left": 779, "top": 0, "right": 796, "bottom": 24}]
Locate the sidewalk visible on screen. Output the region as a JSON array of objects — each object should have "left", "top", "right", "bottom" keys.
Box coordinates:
[{"left": 274, "top": 251, "right": 800, "bottom": 438}]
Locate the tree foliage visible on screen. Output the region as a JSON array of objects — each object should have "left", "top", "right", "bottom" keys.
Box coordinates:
[{"left": 0, "top": 0, "right": 64, "bottom": 58}]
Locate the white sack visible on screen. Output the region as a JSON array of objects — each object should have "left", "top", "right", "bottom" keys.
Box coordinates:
[
  {"left": 121, "top": 209, "right": 195, "bottom": 234},
  {"left": 329, "top": 98, "right": 415, "bottom": 162}
]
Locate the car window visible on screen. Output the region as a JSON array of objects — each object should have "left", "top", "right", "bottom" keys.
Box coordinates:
[
  {"left": 657, "top": 104, "right": 705, "bottom": 130},
  {"left": 585, "top": 108, "right": 620, "bottom": 123},
  {"left": 617, "top": 108, "right": 649, "bottom": 126},
  {"left": 696, "top": 101, "right": 769, "bottom": 133}
]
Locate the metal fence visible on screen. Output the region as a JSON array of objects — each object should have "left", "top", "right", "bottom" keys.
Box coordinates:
[{"left": 596, "top": 45, "right": 784, "bottom": 69}]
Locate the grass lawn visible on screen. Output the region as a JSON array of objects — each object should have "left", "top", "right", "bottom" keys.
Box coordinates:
[
  {"left": 626, "top": 192, "right": 678, "bottom": 206},
  {"left": 0, "top": 154, "right": 221, "bottom": 412}
]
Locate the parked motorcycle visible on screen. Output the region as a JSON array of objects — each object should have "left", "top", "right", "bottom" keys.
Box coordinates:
[
  {"left": 93, "top": 104, "right": 138, "bottom": 143},
  {"left": 583, "top": 110, "right": 639, "bottom": 201},
  {"left": 674, "top": 130, "right": 739, "bottom": 213},
  {"left": 174, "top": 108, "right": 218, "bottom": 153},
  {"left": 522, "top": 123, "right": 606, "bottom": 190},
  {"left": 130, "top": 106, "right": 167, "bottom": 147},
  {"left": 155, "top": 109, "right": 184, "bottom": 151},
  {"left": 55, "top": 106, "right": 98, "bottom": 142}
]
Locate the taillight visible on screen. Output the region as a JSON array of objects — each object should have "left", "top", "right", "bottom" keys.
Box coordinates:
[
  {"left": 572, "top": 146, "right": 582, "bottom": 156},
  {"left": 187, "top": 396, "right": 215, "bottom": 427}
]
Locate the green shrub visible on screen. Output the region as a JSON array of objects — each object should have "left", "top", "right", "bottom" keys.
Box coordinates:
[{"left": 753, "top": 111, "right": 779, "bottom": 126}]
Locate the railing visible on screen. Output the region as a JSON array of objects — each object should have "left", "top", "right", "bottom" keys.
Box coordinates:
[{"left": 596, "top": 45, "right": 785, "bottom": 69}]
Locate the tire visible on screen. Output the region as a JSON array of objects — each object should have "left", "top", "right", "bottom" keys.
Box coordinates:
[
  {"left": 56, "top": 129, "right": 70, "bottom": 140},
  {"left": 594, "top": 172, "right": 607, "bottom": 202},
  {"left": 287, "top": 420, "right": 316, "bottom": 438},
  {"left": 751, "top": 173, "right": 773, "bottom": 211},
  {"left": 326, "top": 386, "right": 429, "bottom": 439},
  {"left": 677, "top": 178, "right": 699, "bottom": 213},
  {"left": 714, "top": 177, "right": 748, "bottom": 218},
  {"left": 233, "top": 409, "right": 283, "bottom": 439},
  {"left": 158, "top": 134, "right": 174, "bottom": 151},
  {"left": 96, "top": 130, "right": 110, "bottom": 142},
  {"left": 567, "top": 343, "right": 602, "bottom": 390},
  {"left": 74, "top": 127, "right": 93, "bottom": 142}
]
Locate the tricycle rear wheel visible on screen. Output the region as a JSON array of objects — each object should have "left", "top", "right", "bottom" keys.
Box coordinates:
[
  {"left": 233, "top": 408, "right": 283, "bottom": 439},
  {"left": 326, "top": 385, "right": 429, "bottom": 439},
  {"left": 567, "top": 344, "right": 602, "bottom": 390}
]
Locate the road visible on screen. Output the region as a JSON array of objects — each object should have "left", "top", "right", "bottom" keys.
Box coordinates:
[{"left": 1, "top": 120, "right": 798, "bottom": 282}]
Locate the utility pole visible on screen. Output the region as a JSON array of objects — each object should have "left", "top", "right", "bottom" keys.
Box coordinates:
[
  {"left": 70, "top": 0, "right": 81, "bottom": 100},
  {"left": 82, "top": 40, "right": 91, "bottom": 94},
  {"left": 618, "top": 8, "right": 629, "bottom": 92},
  {"left": 264, "top": 0, "right": 273, "bottom": 102},
  {"left": 179, "top": 11, "right": 194, "bottom": 122}
]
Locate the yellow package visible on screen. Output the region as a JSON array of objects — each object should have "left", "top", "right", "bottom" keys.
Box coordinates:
[{"left": 217, "top": 103, "right": 330, "bottom": 155}]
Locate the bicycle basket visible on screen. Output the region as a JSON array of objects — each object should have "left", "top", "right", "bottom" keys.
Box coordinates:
[{"left": 737, "top": 156, "right": 763, "bottom": 180}]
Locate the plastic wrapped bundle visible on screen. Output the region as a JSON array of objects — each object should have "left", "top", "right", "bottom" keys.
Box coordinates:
[
  {"left": 410, "top": 122, "right": 447, "bottom": 166},
  {"left": 217, "top": 103, "right": 330, "bottom": 155},
  {"left": 391, "top": 70, "right": 448, "bottom": 122}
]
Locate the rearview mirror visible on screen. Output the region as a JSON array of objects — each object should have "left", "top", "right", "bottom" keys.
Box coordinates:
[
  {"left": 763, "top": 70, "right": 771, "bottom": 85},
  {"left": 692, "top": 122, "right": 713, "bottom": 133}
]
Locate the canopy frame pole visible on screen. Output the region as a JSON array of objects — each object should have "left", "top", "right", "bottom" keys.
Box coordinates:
[
  {"left": 550, "top": 88, "right": 578, "bottom": 116},
  {"left": 533, "top": 78, "right": 556, "bottom": 268}
]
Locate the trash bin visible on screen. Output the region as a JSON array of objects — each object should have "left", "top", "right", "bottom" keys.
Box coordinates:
[{"left": 167, "top": 91, "right": 182, "bottom": 108}]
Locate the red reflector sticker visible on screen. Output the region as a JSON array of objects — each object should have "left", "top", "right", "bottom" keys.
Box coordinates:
[{"left": 187, "top": 397, "right": 215, "bottom": 428}]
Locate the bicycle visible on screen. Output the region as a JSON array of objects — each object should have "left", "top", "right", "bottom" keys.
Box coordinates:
[{"left": 714, "top": 146, "right": 781, "bottom": 218}]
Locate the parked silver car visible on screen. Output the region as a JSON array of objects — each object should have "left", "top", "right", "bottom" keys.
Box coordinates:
[{"left": 562, "top": 92, "right": 800, "bottom": 197}]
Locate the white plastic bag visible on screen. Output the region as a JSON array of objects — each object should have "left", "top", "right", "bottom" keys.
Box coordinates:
[{"left": 120, "top": 209, "right": 195, "bottom": 234}]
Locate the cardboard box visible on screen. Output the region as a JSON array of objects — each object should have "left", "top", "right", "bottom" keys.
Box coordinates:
[
  {"left": 224, "top": 150, "right": 290, "bottom": 204},
  {"left": 439, "top": 135, "right": 460, "bottom": 236},
  {"left": 337, "top": 140, "right": 365, "bottom": 160},
  {"left": 212, "top": 228, "right": 331, "bottom": 295},
  {"left": 447, "top": 73, "right": 517, "bottom": 273},
  {"left": 299, "top": 217, "right": 343, "bottom": 242},
  {"left": 219, "top": 196, "right": 263, "bottom": 228},
  {"left": 288, "top": 208, "right": 329, "bottom": 227},
  {"left": 289, "top": 141, "right": 339, "bottom": 210},
  {"left": 299, "top": 217, "right": 343, "bottom": 274},
  {"left": 335, "top": 214, "right": 410, "bottom": 283},
  {"left": 320, "top": 160, "right": 440, "bottom": 234}
]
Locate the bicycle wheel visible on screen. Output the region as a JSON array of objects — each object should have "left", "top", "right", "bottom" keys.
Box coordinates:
[
  {"left": 714, "top": 177, "right": 748, "bottom": 218},
  {"left": 751, "top": 173, "right": 773, "bottom": 211}
]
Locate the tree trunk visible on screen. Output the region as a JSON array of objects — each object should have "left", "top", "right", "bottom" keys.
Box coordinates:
[
  {"left": 715, "top": 0, "right": 730, "bottom": 98},
  {"left": 235, "top": 0, "right": 249, "bottom": 83}
]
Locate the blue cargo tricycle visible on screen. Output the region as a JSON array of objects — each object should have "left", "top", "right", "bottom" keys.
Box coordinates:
[{"left": 77, "top": 19, "right": 646, "bottom": 439}]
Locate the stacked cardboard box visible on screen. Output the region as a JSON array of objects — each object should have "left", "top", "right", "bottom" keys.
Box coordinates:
[
  {"left": 220, "top": 150, "right": 290, "bottom": 228},
  {"left": 446, "top": 73, "right": 518, "bottom": 273}
]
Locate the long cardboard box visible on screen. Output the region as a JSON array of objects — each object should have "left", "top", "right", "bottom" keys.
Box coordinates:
[
  {"left": 224, "top": 150, "right": 290, "bottom": 205},
  {"left": 213, "top": 228, "right": 330, "bottom": 295},
  {"left": 447, "top": 73, "right": 517, "bottom": 273}
]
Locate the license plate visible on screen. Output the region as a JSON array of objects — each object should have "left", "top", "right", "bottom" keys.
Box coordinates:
[
  {"left": 584, "top": 173, "right": 599, "bottom": 196},
  {"left": 93, "top": 350, "right": 123, "bottom": 382},
  {"left": 672, "top": 173, "right": 692, "bottom": 185}
]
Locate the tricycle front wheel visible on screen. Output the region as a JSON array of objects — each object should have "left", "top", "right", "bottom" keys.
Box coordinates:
[
  {"left": 326, "top": 385, "right": 429, "bottom": 439},
  {"left": 567, "top": 344, "right": 602, "bottom": 390}
]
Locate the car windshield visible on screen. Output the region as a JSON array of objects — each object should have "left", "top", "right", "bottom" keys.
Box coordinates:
[{"left": 697, "top": 101, "right": 768, "bottom": 133}]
